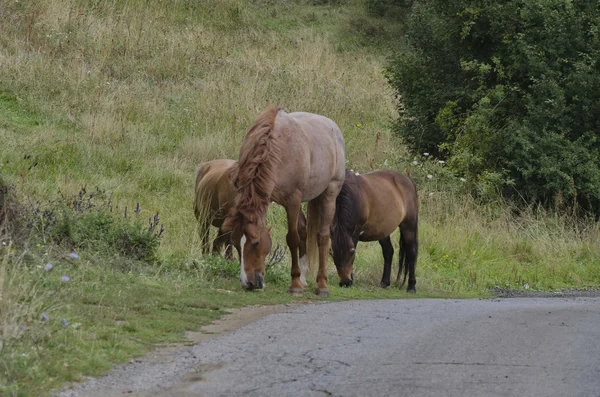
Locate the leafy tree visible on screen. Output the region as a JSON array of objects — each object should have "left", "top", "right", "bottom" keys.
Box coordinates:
[{"left": 387, "top": 0, "right": 600, "bottom": 213}]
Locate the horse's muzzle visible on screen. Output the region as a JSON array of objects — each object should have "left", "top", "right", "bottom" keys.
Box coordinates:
[
  {"left": 244, "top": 273, "right": 264, "bottom": 291},
  {"left": 339, "top": 272, "right": 354, "bottom": 287}
]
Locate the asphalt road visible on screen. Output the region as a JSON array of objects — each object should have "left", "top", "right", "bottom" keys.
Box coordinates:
[{"left": 59, "top": 297, "right": 600, "bottom": 397}]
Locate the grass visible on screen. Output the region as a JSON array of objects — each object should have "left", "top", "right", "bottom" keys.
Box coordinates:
[{"left": 0, "top": 0, "right": 599, "bottom": 395}]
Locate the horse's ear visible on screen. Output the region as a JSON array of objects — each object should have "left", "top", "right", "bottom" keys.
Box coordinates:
[{"left": 222, "top": 216, "right": 234, "bottom": 233}]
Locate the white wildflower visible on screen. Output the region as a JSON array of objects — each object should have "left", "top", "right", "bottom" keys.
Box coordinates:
[
  {"left": 460, "top": 177, "right": 467, "bottom": 182},
  {"left": 423, "top": 152, "right": 429, "bottom": 156},
  {"left": 427, "top": 174, "right": 433, "bottom": 179},
  {"left": 438, "top": 160, "right": 445, "bottom": 164},
  {"left": 412, "top": 160, "right": 418, "bottom": 166}
]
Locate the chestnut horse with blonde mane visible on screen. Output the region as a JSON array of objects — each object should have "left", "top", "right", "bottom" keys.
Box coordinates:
[
  {"left": 223, "top": 105, "right": 345, "bottom": 296},
  {"left": 194, "top": 158, "right": 307, "bottom": 275}
]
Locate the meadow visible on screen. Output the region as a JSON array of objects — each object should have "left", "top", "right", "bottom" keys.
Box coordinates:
[{"left": 1, "top": 0, "right": 599, "bottom": 395}]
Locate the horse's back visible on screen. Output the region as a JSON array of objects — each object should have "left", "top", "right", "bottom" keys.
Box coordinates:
[
  {"left": 275, "top": 111, "right": 345, "bottom": 202},
  {"left": 195, "top": 159, "right": 236, "bottom": 225},
  {"left": 359, "top": 169, "right": 417, "bottom": 239}
]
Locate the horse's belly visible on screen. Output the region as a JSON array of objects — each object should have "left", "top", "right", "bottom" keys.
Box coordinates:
[
  {"left": 359, "top": 220, "right": 399, "bottom": 242},
  {"left": 274, "top": 112, "right": 345, "bottom": 203}
]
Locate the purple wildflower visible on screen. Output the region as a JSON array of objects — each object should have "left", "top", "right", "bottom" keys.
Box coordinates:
[
  {"left": 41, "top": 312, "right": 49, "bottom": 322},
  {"left": 158, "top": 225, "right": 165, "bottom": 237},
  {"left": 45, "top": 263, "right": 54, "bottom": 271},
  {"left": 124, "top": 207, "right": 128, "bottom": 218},
  {"left": 135, "top": 202, "right": 140, "bottom": 215},
  {"left": 69, "top": 252, "right": 79, "bottom": 259},
  {"left": 61, "top": 276, "right": 70, "bottom": 282},
  {"left": 62, "top": 318, "right": 69, "bottom": 327}
]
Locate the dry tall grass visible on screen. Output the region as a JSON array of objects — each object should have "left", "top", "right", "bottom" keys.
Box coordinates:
[{"left": 0, "top": 0, "right": 400, "bottom": 261}]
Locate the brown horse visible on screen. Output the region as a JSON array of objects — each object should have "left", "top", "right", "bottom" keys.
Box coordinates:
[
  {"left": 223, "top": 105, "right": 345, "bottom": 296},
  {"left": 194, "top": 159, "right": 238, "bottom": 260},
  {"left": 330, "top": 169, "right": 419, "bottom": 292}
]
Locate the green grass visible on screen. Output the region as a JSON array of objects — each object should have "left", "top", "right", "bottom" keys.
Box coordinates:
[{"left": 1, "top": 0, "right": 599, "bottom": 395}]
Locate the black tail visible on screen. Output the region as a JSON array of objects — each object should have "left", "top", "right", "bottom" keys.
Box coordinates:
[{"left": 396, "top": 231, "right": 408, "bottom": 286}]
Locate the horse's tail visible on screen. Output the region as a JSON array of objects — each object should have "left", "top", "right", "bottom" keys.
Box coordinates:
[
  {"left": 194, "top": 164, "right": 210, "bottom": 220},
  {"left": 306, "top": 199, "right": 321, "bottom": 276},
  {"left": 396, "top": 230, "right": 408, "bottom": 286}
]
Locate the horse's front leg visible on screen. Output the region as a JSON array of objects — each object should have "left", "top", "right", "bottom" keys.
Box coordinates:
[
  {"left": 213, "top": 228, "right": 232, "bottom": 260},
  {"left": 224, "top": 232, "right": 234, "bottom": 261},
  {"left": 285, "top": 197, "right": 303, "bottom": 296},
  {"left": 200, "top": 221, "right": 210, "bottom": 257}
]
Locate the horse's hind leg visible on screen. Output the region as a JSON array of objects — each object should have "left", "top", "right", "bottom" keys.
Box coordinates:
[
  {"left": 298, "top": 210, "right": 308, "bottom": 287},
  {"left": 314, "top": 184, "right": 340, "bottom": 297},
  {"left": 379, "top": 236, "right": 394, "bottom": 288},
  {"left": 399, "top": 220, "right": 418, "bottom": 293}
]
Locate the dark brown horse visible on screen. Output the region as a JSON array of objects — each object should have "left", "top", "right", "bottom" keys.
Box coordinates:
[
  {"left": 330, "top": 169, "right": 419, "bottom": 292},
  {"left": 223, "top": 105, "right": 345, "bottom": 296}
]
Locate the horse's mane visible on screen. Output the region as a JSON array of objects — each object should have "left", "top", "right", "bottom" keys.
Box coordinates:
[
  {"left": 229, "top": 105, "right": 283, "bottom": 226},
  {"left": 332, "top": 170, "right": 361, "bottom": 250}
]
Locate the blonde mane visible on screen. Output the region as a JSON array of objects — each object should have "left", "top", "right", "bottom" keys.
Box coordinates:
[{"left": 228, "top": 105, "right": 283, "bottom": 226}]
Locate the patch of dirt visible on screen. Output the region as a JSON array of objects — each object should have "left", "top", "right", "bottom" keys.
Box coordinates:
[
  {"left": 491, "top": 287, "right": 600, "bottom": 298},
  {"left": 127, "top": 304, "right": 298, "bottom": 363},
  {"left": 186, "top": 304, "right": 296, "bottom": 343}
]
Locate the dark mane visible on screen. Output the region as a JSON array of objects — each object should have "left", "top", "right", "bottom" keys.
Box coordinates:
[
  {"left": 332, "top": 170, "right": 361, "bottom": 251},
  {"left": 228, "top": 105, "right": 282, "bottom": 229}
]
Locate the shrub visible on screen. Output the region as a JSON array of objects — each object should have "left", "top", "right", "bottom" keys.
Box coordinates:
[
  {"left": 31, "top": 188, "right": 164, "bottom": 262},
  {"left": 387, "top": 0, "right": 600, "bottom": 214}
]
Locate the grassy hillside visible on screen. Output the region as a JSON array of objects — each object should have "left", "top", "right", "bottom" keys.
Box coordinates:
[
  {"left": 1, "top": 0, "right": 600, "bottom": 395},
  {"left": 0, "top": 0, "right": 400, "bottom": 262}
]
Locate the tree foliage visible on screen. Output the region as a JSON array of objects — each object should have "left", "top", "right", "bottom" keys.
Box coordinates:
[{"left": 387, "top": 0, "right": 600, "bottom": 213}]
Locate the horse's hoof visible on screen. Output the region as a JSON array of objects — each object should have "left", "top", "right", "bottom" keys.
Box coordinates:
[
  {"left": 315, "top": 288, "right": 329, "bottom": 297},
  {"left": 380, "top": 282, "right": 390, "bottom": 289},
  {"left": 407, "top": 288, "right": 416, "bottom": 294},
  {"left": 287, "top": 288, "right": 303, "bottom": 297}
]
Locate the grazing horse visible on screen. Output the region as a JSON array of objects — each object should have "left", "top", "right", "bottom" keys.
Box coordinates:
[
  {"left": 194, "top": 159, "right": 238, "bottom": 260},
  {"left": 330, "top": 169, "right": 419, "bottom": 292},
  {"left": 223, "top": 105, "right": 345, "bottom": 296},
  {"left": 194, "top": 159, "right": 308, "bottom": 273}
]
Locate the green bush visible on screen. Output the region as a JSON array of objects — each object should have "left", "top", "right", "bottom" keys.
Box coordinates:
[
  {"left": 365, "top": 0, "right": 413, "bottom": 18},
  {"left": 387, "top": 0, "right": 600, "bottom": 213}
]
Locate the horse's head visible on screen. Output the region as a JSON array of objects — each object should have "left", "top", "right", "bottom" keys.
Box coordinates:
[
  {"left": 223, "top": 212, "right": 272, "bottom": 290},
  {"left": 331, "top": 175, "right": 360, "bottom": 287},
  {"left": 330, "top": 223, "right": 358, "bottom": 287}
]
